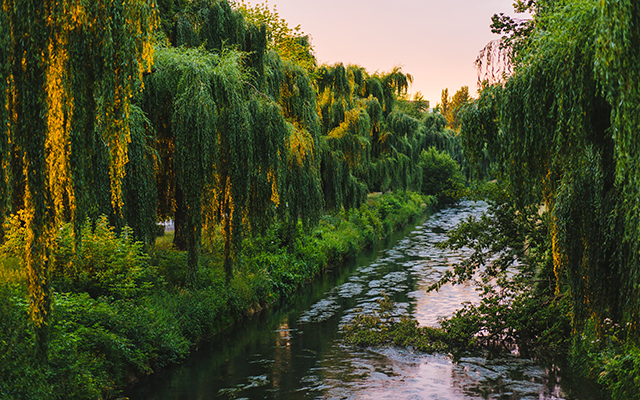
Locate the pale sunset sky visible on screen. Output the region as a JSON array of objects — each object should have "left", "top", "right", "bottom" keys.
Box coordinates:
[{"left": 260, "top": 0, "right": 528, "bottom": 106}]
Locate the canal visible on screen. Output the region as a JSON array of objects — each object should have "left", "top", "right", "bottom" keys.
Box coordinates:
[{"left": 127, "top": 201, "right": 591, "bottom": 399}]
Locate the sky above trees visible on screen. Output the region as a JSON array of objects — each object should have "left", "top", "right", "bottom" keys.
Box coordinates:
[{"left": 260, "top": 0, "right": 528, "bottom": 105}]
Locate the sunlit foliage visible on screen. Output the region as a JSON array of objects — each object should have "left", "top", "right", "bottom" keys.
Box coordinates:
[
  {"left": 0, "top": 0, "right": 156, "bottom": 359},
  {"left": 233, "top": 0, "right": 316, "bottom": 71}
]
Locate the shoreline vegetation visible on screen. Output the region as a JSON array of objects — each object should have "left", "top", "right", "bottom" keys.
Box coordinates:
[
  {"left": 0, "top": 191, "right": 436, "bottom": 399},
  {"left": 0, "top": 0, "right": 469, "bottom": 397},
  {"left": 3, "top": 1, "right": 640, "bottom": 399},
  {"left": 343, "top": 1, "right": 640, "bottom": 398}
]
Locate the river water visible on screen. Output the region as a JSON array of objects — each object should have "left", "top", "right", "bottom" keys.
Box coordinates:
[{"left": 127, "top": 201, "right": 592, "bottom": 400}]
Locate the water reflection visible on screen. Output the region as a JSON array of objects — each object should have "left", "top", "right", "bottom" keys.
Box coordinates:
[{"left": 127, "top": 201, "right": 589, "bottom": 400}]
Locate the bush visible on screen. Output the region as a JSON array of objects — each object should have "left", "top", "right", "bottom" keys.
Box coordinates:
[
  {"left": 0, "top": 284, "right": 53, "bottom": 399},
  {"left": 2, "top": 213, "right": 158, "bottom": 299},
  {"left": 570, "top": 319, "right": 640, "bottom": 400},
  {"left": 418, "top": 147, "right": 466, "bottom": 205},
  {"left": 53, "top": 217, "right": 158, "bottom": 299},
  {"left": 342, "top": 294, "right": 450, "bottom": 353}
]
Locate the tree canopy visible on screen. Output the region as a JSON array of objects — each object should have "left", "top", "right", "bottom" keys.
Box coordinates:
[
  {"left": 460, "top": 0, "right": 640, "bottom": 338},
  {"left": 1, "top": 0, "right": 466, "bottom": 359}
]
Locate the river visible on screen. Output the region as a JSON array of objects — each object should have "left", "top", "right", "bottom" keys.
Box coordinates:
[{"left": 127, "top": 201, "right": 593, "bottom": 399}]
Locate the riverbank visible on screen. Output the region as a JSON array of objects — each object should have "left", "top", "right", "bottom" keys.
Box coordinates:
[
  {"left": 0, "top": 191, "right": 435, "bottom": 399},
  {"left": 127, "top": 200, "right": 576, "bottom": 400}
]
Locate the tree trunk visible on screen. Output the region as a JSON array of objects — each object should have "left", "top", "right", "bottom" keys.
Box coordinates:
[{"left": 173, "top": 185, "right": 188, "bottom": 251}]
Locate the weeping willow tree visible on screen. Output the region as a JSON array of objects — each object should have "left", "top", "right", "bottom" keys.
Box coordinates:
[
  {"left": 143, "top": 47, "right": 267, "bottom": 281},
  {"left": 274, "top": 57, "right": 323, "bottom": 242},
  {"left": 314, "top": 63, "right": 431, "bottom": 207},
  {"left": 0, "top": 0, "right": 156, "bottom": 358},
  {"left": 372, "top": 111, "right": 422, "bottom": 191},
  {"left": 145, "top": 0, "right": 323, "bottom": 280},
  {"left": 150, "top": 0, "right": 267, "bottom": 277},
  {"left": 460, "top": 0, "right": 640, "bottom": 337},
  {"left": 315, "top": 63, "right": 369, "bottom": 209}
]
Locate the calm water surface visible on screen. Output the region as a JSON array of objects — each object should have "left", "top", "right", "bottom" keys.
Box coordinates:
[{"left": 127, "top": 201, "right": 592, "bottom": 399}]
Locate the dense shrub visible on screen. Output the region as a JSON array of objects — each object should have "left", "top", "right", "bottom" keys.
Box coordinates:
[
  {"left": 1, "top": 214, "right": 159, "bottom": 299},
  {"left": 53, "top": 217, "right": 158, "bottom": 298},
  {"left": 418, "top": 147, "right": 465, "bottom": 205},
  {"left": 570, "top": 320, "right": 640, "bottom": 400}
]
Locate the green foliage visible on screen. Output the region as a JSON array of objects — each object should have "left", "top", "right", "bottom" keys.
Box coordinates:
[
  {"left": 171, "top": 0, "right": 268, "bottom": 86},
  {"left": 2, "top": 213, "right": 157, "bottom": 300},
  {"left": 233, "top": 0, "right": 316, "bottom": 70},
  {"left": 439, "top": 284, "right": 572, "bottom": 358},
  {"left": 123, "top": 105, "right": 159, "bottom": 246},
  {"left": 53, "top": 218, "right": 156, "bottom": 299},
  {"left": 570, "top": 320, "right": 640, "bottom": 400},
  {"left": 418, "top": 147, "right": 465, "bottom": 205},
  {"left": 315, "top": 62, "right": 444, "bottom": 202},
  {"left": 343, "top": 293, "right": 450, "bottom": 353},
  {"left": 0, "top": 283, "right": 52, "bottom": 399},
  {"left": 144, "top": 14, "right": 325, "bottom": 278},
  {"left": 595, "top": 0, "right": 640, "bottom": 330}
]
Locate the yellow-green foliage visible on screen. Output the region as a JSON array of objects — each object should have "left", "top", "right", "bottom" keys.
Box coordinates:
[{"left": 2, "top": 214, "right": 156, "bottom": 299}]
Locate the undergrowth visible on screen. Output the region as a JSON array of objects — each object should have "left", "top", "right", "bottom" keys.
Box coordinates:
[{"left": 0, "top": 191, "right": 434, "bottom": 399}]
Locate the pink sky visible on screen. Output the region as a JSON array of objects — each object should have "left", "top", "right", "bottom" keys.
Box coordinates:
[{"left": 262, "top": 0, "right": 527, "bottom": 106}]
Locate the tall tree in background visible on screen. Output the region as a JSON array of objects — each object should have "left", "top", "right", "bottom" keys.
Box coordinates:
[
  {"left": 439, "top": 88, "right": 451, "bottom": 120},
  {"left": 439, "top": 86, "right": 471, "bottom": 130},
  {"left": 449, "top": 86, "right": 472, "bottom": 130},
  {"left": 233, "top": 0, "right": 316, "bottom": 71}
]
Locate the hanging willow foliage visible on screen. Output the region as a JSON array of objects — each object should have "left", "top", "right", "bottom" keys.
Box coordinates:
[
  {"left": 143, "top": 44, "right": 308, "bottom": 281},
  {"left": 499, "top": 1, "right": 619, "bottom": 334},
  {"left": 1, "top": 0, "right": 156, "bottom": 358},
  {"left": 316, "top": 64, "right": 372, "bottom": 210},
  {"left": 596, "top": 0, "right": 640, "bottom": 329},
  {"left": 278, "top": 58, "right": 323, "bottom": 238},
  {"left": 315, "top": 62, "right": 457, "bottom": 203},
  {"left": 0, "top": 2, "right": 10, "bottom": 242},
  {"left": 459, "top": 0, "right": 640, "bottom": 336},
  {"left": 172, "top": 0, "right": 267, "bottom": 88},
  {"left": 123, "top": 105, "right": 159, "bottom": 245},
  {"left": 3, "top": 0, "right": 52, "bottom": 361}
]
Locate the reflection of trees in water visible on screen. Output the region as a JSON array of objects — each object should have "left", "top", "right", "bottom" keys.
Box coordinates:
[{"left": 271, "top": 317, "right": 292, "bottom": 392}]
